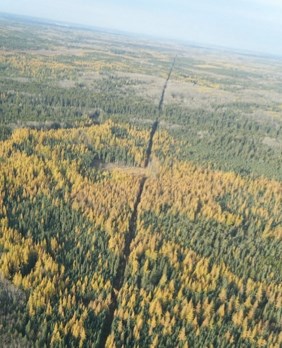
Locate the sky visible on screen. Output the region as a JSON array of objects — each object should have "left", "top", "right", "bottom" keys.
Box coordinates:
[{"left": 1, "top": 0, "right": 282, "bottom": 55}]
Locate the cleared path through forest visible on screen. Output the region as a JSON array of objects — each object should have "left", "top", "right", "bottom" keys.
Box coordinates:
[{"left": 99, "top": 56, "right": 176, "bottom": 347}]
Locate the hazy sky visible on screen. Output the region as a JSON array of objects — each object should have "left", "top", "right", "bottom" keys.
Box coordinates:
[{"left": 1, "top": 0, "right": 282, "bottom": 55}]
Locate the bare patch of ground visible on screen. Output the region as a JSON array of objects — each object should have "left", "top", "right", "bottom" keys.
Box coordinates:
[
  {"left": 101, "top": 157, "right": 161, "bottom": 178},
  {"left": 159, "top": 120, "right": 182, "bottom": 130},
  {"left": 197, "top": 130, "right": 209, "bottom": 139},
  {"left": 57, "top": 79, "right": 76, "bottom": 88},
  {"left": 7, "top": 77, "right": 31, "bottom": 83},
  {"left": 262, "top": 137, "right": 282, "bottom": 149},
  {"left": 131, "top": 117, "right": 155, "bottom": 125}
]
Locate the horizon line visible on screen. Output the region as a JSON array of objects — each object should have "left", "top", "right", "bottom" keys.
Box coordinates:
[{"left": 1, "top": 11, "right": 282, "bottom": 60}]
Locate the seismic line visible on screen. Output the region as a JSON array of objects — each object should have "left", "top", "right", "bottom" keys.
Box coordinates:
[
  {"left": 99, "top": 56, "right": 176, "bottom": 348},
  {"left": 158, "top": 55, "right": 177, "bottom": 117},
  {"left": 144, "top": 56, "right": 176, "bottom": 168},
  {"left": 98, "top": 177, "right": 146, "bottom": 348}
]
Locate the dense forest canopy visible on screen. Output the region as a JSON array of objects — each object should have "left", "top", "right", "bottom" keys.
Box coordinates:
[{"left": 0, "top": 14, "right": 281, "bottom": 348}]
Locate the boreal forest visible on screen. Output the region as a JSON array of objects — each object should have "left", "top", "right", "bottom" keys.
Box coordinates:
[{"left": 0, "top": 13, "right": 281, "bottom": 348}]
